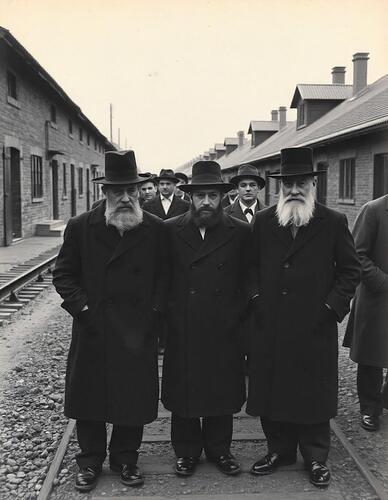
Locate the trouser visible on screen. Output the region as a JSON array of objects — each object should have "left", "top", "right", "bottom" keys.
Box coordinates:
[
  {"left": 357, "top": 364, "right": 388, "bottom": 416},
  {"left": 260, "top": 417, "right": 330, "bottom": 464},
  {"left": 171, "top": 413, "right": 233, "bottom": 458},
  {"left": 76, "top": 420, "right": 144, "bottom": 468}
]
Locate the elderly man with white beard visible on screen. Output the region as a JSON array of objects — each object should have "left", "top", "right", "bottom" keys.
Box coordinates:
[
  {"left": 53, "top": 150, "right": 168, "bottom": 492},
  {"left": 247, "top": 147, "right": 360, "bottom": 488}
]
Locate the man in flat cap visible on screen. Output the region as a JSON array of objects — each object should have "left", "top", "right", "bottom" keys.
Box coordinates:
[
  {"left": 53, "top": 151, "right": 168, "bottom": 492},
  {"left": 142, "top": 168, "right": 190, "bottom": 220},
  {"left": 225, "top": 164, "right": 266, "bottom": 223},
  {"left": 162, "top": 160, "right": 256, "bottom": 477},
  {"left": 247, "top": 147, "right": 360, "bottom": 487}
]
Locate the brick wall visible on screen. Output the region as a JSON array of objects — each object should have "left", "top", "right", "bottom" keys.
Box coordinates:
[{"left": 0, "top": 44, "right": 109, "bottom": 246}]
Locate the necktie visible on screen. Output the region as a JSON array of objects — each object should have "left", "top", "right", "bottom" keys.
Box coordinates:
[{"left": 244, "top": 208, "right": 253, "bottom": 222}]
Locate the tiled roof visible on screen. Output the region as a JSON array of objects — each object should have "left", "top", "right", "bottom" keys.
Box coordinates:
[
  {"left": 290, "top": 84, "right": 353, "bottom": 107},
  {"left": 220, "top": 75, "right": 388, "bottom": 168}
]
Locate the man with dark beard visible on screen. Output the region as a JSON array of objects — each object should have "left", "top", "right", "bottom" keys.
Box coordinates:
[
  {"left": 53, "top": 150, "right": 167, "bottom": 492},
  {"left": 247, "top": 147, "right": 360, "bottom": 488},
  {"left": 162, "top": 160, "right": 256, "bottom": 477}
]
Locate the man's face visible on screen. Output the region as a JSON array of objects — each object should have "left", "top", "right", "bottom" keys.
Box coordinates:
[
  {"left": 140, "top": 181, "right": 157, "bottom": 201},
  {"left": 237, "top": 178, "right": 260, "bottom": 203},
  {"left": 281, "top": 176, "right": 314, "bottom": 203},
  {"left": 104, "top": 184, "right": 139, "bottom": 212},
  {"left": 158, "top": 180, "right": 175, "bottom": 197},
  {"left": 191, "top": 188, "right": 222, "bottom": 227}
]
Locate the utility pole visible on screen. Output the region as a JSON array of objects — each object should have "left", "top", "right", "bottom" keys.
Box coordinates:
[{"left": 109, "top": 103, "right": 113, "bottom": 142}]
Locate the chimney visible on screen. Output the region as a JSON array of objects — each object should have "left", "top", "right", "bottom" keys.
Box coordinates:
[
  {"left": 352, "top": 52, "right": 369, "bottom": 95},
  {"left": 237, "top": 130, "right": 244, "bottom": 146},
  {"left": 331, "top": 66, "right": 346, "bottom": 84},
  {"left": 271, "top": 110, "right": 279, "bottom": 121},
  {"left": 279, "top": 106, "right": 287, "bottom": 130}
]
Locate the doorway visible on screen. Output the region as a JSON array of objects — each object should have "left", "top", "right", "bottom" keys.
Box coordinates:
[
  {"left": 3, "top": 147, "right": 22, "bottom": 245},
  {"left": 86, "top": 168, "right": 90, "bottom": 211},
  {"left": 70, "top": 164, "right": 76, "bottom": 216},
  {"left": 52, "top": 159, "right": 59, "bottom": 219},
  {"left": 373, "top": 154, "right": 388, "bottom": 198}
]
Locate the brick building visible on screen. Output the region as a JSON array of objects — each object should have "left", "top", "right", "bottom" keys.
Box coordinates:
[
  {"left": 177, "top": 53, "right": 388, "bottom": 226},
  {"left": 0, "top": 27, "right": 114, "bottom": 246}
]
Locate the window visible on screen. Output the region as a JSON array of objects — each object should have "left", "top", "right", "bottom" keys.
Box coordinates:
[
  {"left": 275, "top": 179, "right": 280, "bottom": 195},
  {"left": 87, "top": 132, "right": 90, "bottom": 146},
  {"left": 78, "top": 167, "right": 84, "bottom": 195},
  {"left": 68, "top": 118, "right": 73, "bottom": 135},
  {"left": 50, "top": 104, "right": 56, "bottom": 123},
  {"left": 94, "top": 138, "right": 97, "bottom": 150},
  {"left": 31, "top": 155, "right": 43, "bottom": 199},
  {"left": 7, "top": 71, "right": 17, "bottom": 99},
  {"left": 297, "top": 102, "right": 305, "bottom": 128},
  {"left": 373, "top": 153, "right": 388, "bottom": 199},
  {"left": 339, "top": 158, "right": 355, "bottom": 202},
  {"left": 63, "top": 163, "right": 67, "bottom": 196},
  {"left": 79, "top": 126, "right": 83, "bottom": 142}
]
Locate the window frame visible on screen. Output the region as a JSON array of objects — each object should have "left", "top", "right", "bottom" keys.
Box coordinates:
[
  {"left": 338, "top": 158, "right": 356, "bottom": 204},
  {"left": 31, "top": 155, "right": 44, "bottom": 201}
]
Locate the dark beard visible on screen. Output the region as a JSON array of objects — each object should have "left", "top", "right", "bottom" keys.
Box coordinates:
[{"left": 190, "top": 204, "right": 223, "bottom": 228}]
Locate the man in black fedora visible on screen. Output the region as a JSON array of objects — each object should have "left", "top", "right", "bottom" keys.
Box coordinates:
[
  {"left": 225, "top": 164, "right": 266, "bottom": 223},
  {"left": 175, "top": 171, "right": 191, "bottom": 202},
  {"left": 142, "top": 168, "right": 190, "bottom": 220},
  {"left": 162, "top": 160, "right": 257, "bottom": 477},
  {"left": 53, "top": 150, "right": 168, "bottom": 491},
  {"left": 247, "top": 147, "right": 360, "bottom": 487}
]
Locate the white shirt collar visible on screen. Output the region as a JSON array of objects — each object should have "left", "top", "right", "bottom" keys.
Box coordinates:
[{"left": 239, "top": 199, "right": 257, "bottom": 213}]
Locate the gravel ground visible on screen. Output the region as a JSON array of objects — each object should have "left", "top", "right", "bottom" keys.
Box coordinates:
[{"left": 0, "top": 286, "right": 386, "bottom": 499}]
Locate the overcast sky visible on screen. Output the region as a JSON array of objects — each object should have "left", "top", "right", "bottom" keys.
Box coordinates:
[{"left": 1, "top": 0, "right": 387, "bottom": 173}]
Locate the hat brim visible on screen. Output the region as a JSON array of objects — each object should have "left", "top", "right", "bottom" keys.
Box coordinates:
[
  {"left": 230, "top": 174, "right": 266, "bottom": 189},
  {"left": 92, "top": 174, "right": 151, "bottom": 185},
  {"left": 180, "top": 182, "right": 234, "bottom": 193},
  {"left": 268, "top": 170, "right": 326, "bottom": 179}
]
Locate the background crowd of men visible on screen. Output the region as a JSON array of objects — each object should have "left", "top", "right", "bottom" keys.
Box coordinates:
[{"left": 53, "top": 148, "right": 387, "bottom": 493}]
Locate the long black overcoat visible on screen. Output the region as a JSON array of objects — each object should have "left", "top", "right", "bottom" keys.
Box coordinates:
[
  {"left": 224, "top": 198, "right": 266, "bottom": 224},
  {"left": 53, "top": 202, "right": 168, "bottom": 425},
  {"left": 162, "top": 212, "right": 254, "bottom": 417},
  {"left": 344, "top": 195, "right": 388, "bottom": 368},
  {"left": 247, "top": 203, "right": 360, "bottom": 423}
]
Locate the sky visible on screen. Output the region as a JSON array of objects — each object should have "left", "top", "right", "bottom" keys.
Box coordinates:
[{"left": 0, "top": 0, "right": 387, "bottom": 173}]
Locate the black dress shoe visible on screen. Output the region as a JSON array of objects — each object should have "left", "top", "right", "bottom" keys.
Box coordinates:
[
  {"left": 75, "top": 466, "right": 101, "bottom": 492},
  {"left": 175, "top": 456, "right": 198, "bottom": 476},
  {"left": 250, "top": 452, "right": 296, "bottom": 475},
  {"left": 361, "top": 414, "right": 380, "bottom": 431},
  {"left": 308, "top": 461, "right": 331, "bottom": 487},
  {"left": 110, "top": 463, "right": 144, "bottom": 486},
  {"left": 208, "top": 453, "right": 241, "bottom": 475}
]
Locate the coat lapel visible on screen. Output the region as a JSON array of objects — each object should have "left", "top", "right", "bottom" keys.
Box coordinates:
[
  {"left": 176, "top": 212, "right": 203, "bottom": 252},
  {"left": 193, "top": 215, "right": 235, "bottom": 263},
  {"left": 89, "top": 201, "right": 121, "bottom": 252},
  {"left": 108, "top": 216, "right": 149, "bottom": 264}
]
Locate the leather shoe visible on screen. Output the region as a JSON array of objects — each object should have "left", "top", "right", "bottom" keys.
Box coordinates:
[
  {"left": 75, "top": 466, "right": 101, "bottom": 492},
  {"left": 175, "top": 456, "right": 198, "bottom": 476},
  {"left": 250, "top": 452, "right": 296, "bottom": 475},
  {"left": 308, "top": 461, "right": 331, "bottom": 487},
  {"left": 361, "top": 414, "right": 380, "bottom": 431},
  {"left": 110, "top": 463, "right": 144, "bottom": 486},
  {"left": 208, "top": 453, "right": 241, "bottom": 475}
]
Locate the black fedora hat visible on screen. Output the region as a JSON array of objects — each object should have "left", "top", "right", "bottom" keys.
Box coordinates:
[
  {"left": 180, "top": 161, "right": 234, "bottom": 193},
  {"left": 175, "top": 172, "right": 189, "bottom": 184},
  {"left": 269, "top": 147, "right": 326, "bottom": 178},
  {"left": 92, "top": 150, "right": 150, "bottom": 185},
  {"left": 139, "top": 172, "right": 158, "bottom": 185},
  {"left": 155, "top": 169, "right": 179, "bottom": 183},
  {"left": 230, "top": 163, "right": 266, "bottom": 189}
]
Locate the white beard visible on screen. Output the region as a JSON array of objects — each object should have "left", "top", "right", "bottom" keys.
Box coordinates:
[
  {"left": 105, "top": 201, "right": 143, "bottom": 233},
  {"left": 276, "top": 188, "right": 315, "bottom": 227}
]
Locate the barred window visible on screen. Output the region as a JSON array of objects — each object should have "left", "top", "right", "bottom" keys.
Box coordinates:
[
  {"left": 78, "top": 167, "right": 84, "bottom": 195},
  {"left": 7, "top": 71, "right": 17, "bottom": 99},
  {"left": 339, "top": 158, "right": 355, "bottom": 201},
  {"left": 63, "top": 163, "right": 67, "bottom": 196},
  {"left": 31, "top": 155, "right": 43, "bottom": 199}
]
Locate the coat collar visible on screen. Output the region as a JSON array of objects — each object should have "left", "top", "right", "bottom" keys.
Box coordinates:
[
  {"left": 177, "top": 211, "right": 236, "bottom": 262},
  {"left": 270, "top": 202, "right": 327, "bottom": 261},
  {"left": 89, "top": 200, "right": 150, "bottom": 264}
]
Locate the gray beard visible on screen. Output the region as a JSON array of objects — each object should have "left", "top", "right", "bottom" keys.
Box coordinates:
[
  {"left": 105, "top": 201, "right": 143, "bottom": 233},
  {"left": 276, "top": 189, "right": 315, "bottom": 227}
]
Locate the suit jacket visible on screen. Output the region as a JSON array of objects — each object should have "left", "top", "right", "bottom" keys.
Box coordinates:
[
  {"left": 143, "top": 195, "right": 190, "bottom": 220},
  {"left": 224, "top": 198, "right": 266, "bottom": 224},
  {"left": 344, "top": 195, "right": 388, "bottom": 367},
  {"left": 221, "top": 194, "right": 237, "bottom": 209},
  {"left": 247, "top": 203, "right": 360, "bottom": 423}
]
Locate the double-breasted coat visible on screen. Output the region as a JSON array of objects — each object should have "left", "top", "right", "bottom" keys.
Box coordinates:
[
  {"left": 247, "top": 203, "right": 360, "bottom": 423},
  {"left": 162, "top": 212, "right": 255, "bottom": 417},
  {"left": 143, "top": 195, "right": 190, "bottom": 220},
  {"left": 53, "top": 202, "right": 168, "bottom": 425},
  {"left": 344, "top": 195, "right": 388, "bottom": 368},
  {"left": 224, "top": 198, "right": 266, "bottom": 224}
]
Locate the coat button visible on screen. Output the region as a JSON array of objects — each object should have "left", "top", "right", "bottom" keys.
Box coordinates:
[
  {"left": 283, "top": 262, "right": 290, "bottom": 269},
  {"left": 217, "top": 263, "right": 224, "bottom": 269},
  {"left": 190, "top": 263, "right": 196, "bottom": 270},
  {"left": 189, "top": 288, "right": 197, "bottom": 295},
  {"left": 281, "top": 289, "right": 288, "bottom": 295}
]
